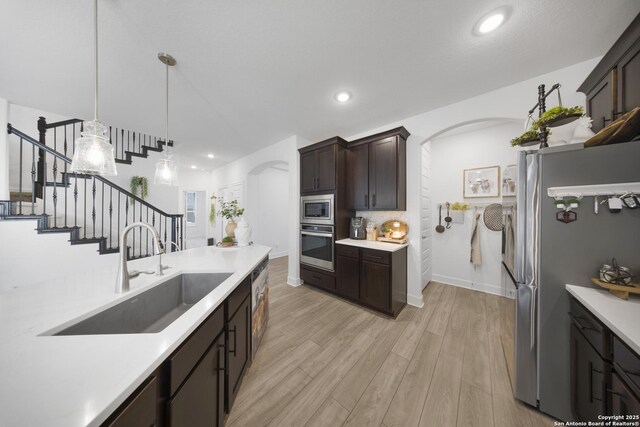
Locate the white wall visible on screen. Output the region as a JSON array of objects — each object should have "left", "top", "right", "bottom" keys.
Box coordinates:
[
  {"left": 347, "top": 57, "right": 600, "bottom": 307},
  {"left": 430, "top": 121, "right": 521, "bottom": 297}
]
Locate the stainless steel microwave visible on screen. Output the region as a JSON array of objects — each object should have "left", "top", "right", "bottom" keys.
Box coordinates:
[{"left": 300, "top": 194, "right": 334, "bottom": 225}]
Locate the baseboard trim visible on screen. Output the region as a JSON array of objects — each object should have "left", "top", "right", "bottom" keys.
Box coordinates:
[
  {"left": 270, "top": 250, "right": 288, "bottom": 259},
  {"left": 432, "top": 274, "right": 516, "bottom": 299},
  {"left": 407, "top": 292, "right": 424, "bottom": 308},
  {"left": 287, "top": 276, "right": 303, "bottom": 287}
]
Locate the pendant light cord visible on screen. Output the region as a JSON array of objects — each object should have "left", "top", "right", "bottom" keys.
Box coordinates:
[
  {"left": 166, "top": 61, "right": 170, "bottom": 156},
  {"left": 94, "top": 0, "right": 99, "bottom": 121}
]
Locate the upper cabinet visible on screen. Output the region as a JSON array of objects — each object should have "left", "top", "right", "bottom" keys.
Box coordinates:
[
  {"left": 346, "top": 127, "right": 408, "bottom": 211},
  {"left": 579, "top": 13, "right": 640, "bottom": 133},
  {"left": 299, "top": 138, "right": 347, "bottom": 194}
]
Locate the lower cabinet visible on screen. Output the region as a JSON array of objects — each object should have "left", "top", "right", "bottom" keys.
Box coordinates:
[
  {"left": 168, "top": 332, "right": 225, "bottom": 427},
  {"left": 336, "top": 254, "right": 359, "bottom": 300},
  {"left": 226, "top": 295, "right": 251, "bottom": 412},
  {"left": 103, "top": 276, "right": 253, "bottom": 427},
  {"left": 570, "top": 322, "right": 607, "bottom": 421},
  {"left": 360, "top": 260, "right": 390, "bottom": 312},
  {"left": 610, "top": 372, "right": 640, "bottom": 417}
]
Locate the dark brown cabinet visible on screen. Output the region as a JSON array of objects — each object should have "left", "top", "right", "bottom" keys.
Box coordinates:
[
  {"left": 346, "top": 128, "right": 408, "bottom": 211},
  {"left": 332, "top": 244, "right": 407, "bottom": 317},
  {"left": 570, "top": 322, "right": 607, "bottom": 421},
  {"left": 300, "top": 140, "right": 345, "bottom": 194},
  {"left": 579, "top": 14, "right": 640, "bottom": 133},
  {"left": 105, "top": 377, "right": 158, "bottom": 427},
  {"left": 168, "top": 332, "right": 225, "bottom": 427},
  {"left": 610, "top": 372, "right": 640, "bottom": 417},
  {"left": 226, "top": 294, "right": 250, "bottom": 412}
]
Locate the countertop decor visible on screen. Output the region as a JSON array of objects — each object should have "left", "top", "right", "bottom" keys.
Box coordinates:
[
  {"left": 0, "top": 244, "right": 270, "bottom": 426},
  {"left": 336, "top": 238, "right": 408, "bottom": 252},
  {"left": 566, "top": 284, "right": 640, "bottom": 354}
]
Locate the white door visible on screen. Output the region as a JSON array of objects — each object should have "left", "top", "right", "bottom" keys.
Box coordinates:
[{"left": 421, "top": 142, "right": 433, "bottom": 289}]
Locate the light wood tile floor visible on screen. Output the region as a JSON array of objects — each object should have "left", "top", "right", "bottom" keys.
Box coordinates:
[{"left": 227, "top": 257, "right": 557, "bottom": 427}]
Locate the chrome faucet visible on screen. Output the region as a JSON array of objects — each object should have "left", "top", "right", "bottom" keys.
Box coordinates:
[{"left": 115, "top": 222, "right": 165, "bottom": 293}]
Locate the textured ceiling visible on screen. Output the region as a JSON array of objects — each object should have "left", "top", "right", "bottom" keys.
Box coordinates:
[{"left": 1, "top": 0, "right": 639, "bottom": 170}]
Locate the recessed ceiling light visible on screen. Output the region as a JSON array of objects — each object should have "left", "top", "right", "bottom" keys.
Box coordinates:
[
  {"left": 474, "top": 7, "right": 510, "bottom": 35},
  {"left": 207, "top": 153, "right": 215, "bottom": 159},
  {"left": 191, "top": 165, "right": 197, "bottom": 169},
  {"left": 334, "top": 91, "right": 352, "bottom": 103}
]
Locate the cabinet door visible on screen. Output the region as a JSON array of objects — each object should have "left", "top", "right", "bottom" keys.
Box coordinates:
[
  {"left": 360, "top": 260, "right": 391, "bottom": 312},
  {"left": 227, "top": 296, "right": 251, "bottom": 412},
  {"left": 618, "top": 42, "right": 640, "bottom": 115},
  {"left": 610, "top": 372, "right": 640, "bottom": 418},
  {"left": 168, "top": 333, "right": 225, "bottom": 427},
  {"left": 315, "top": 145, "right": 336, "bottom": 192},
  {"left": 369, "top": 137, "right": 398, "bottom": 210},
  {"left": 346, "top": 144, "right": 369, "bottom": 210},
  {"left": 301, "top": 151, "right": 317, "bottom": 193},
  {"left": 587, "top": 71, "right": 616, "bottom": 133},
  {"left": 107, "top": 377, "right": 157, "bottom": 427},
  {"left": 336, "top": 255, "right": 359, "bottom": 300},
  {"left": 570, "top": 323, "right": 606, "bottom": 421}
]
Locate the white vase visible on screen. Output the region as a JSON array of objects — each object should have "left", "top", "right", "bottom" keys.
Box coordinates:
[{"left": 235, "top": 217, "right": 252, "bottom": 247}]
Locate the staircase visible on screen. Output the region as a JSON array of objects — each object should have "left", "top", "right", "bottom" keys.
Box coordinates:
[{"left": 1, "top": 120, "right": 183, "bottom": 260}]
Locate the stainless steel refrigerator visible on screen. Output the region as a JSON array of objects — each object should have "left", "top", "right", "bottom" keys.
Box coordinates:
[{"left": 510, "top": 142, "right": 640, "bottom": 421}]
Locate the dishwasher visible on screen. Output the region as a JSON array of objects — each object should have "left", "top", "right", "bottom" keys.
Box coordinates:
[{"left": 251, "top": 256, "right": 269, "bottom": 360}]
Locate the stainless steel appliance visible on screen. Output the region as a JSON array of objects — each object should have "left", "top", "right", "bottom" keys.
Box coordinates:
[
  {"left": 513, "top": 143, "right": 640, "bottom": 421},
  {"left": 300, "top": 224, "right": 334, "bottom": 271},
  {"left": 300, "top": 194, "right": 334, "bottom": 225},
  {"left": 251, "top": 256, "right": 269, "bottom": 360},
  {"left": 350, "top": 217, "right": 366, "bottom": 240}
]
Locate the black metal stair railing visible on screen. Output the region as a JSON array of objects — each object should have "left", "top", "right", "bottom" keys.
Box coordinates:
[{"left": 3, "top": 124, "right": 183, "bottom": 260}]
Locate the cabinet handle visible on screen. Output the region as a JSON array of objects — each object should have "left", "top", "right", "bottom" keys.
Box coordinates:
[
  {"left": 372, "top": 194, "right": 376, "bottom": 207},
  {"left": 622, "top": 368, "right": 640, "bottom": 378},
  {"left": 314, "top": 177, "right": 319, "bottom": 189},
  {"left": 312, "top": 274, "right": 322, "bottom": 280},
  {"left": 607, "top": 388, "right": 629, "bottom": 403},
  {"left": 217, "top": 344, "right": 225, "bottom": 372},
  {"left": 365, "top": 194, "right": 368, "bottom": 207},
  {"left": 613, "top": 111, "right": 623, "bottom": 118},
  {"left": 568, "top": 312, "right": 597, "bottom": 331},
  {"left": 229, "top": 326, "right": 237, "bottom": 357},
  {"left": 603, "top": 117, "right": 612, "bottom": 127}
]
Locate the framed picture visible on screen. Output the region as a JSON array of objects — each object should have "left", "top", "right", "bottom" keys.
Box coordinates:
[
  {"left": 463, "top": 166, "right": 500, "bottom": 198},
  {"left": 502, "top": 164, "right": 517, "bottom": 197}
]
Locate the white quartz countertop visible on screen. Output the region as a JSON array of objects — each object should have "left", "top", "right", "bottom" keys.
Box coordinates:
[
  {"left": 0, "top": 244, "right": 271, "bottom": 427},
  {"left": 566, "top": 284, "right": 640, "bottom": 355},
  {"left": 336, "top": 238, "right": 408, "bottom": 252}
]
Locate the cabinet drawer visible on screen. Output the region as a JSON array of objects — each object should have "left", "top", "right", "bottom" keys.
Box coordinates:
[
  {"left": 569, "top": 298, "right": 610, "bottom": 360},
  {"left": 301, "top": 267, "right": 336, "bottom": 291},
  {"left": 106, "top": 376, "right": 157, "bottom": 427},
  {"left": 228, "top": 276, "right": 251, "bottom": 318},
  {"left": 169, "top": 305, "right": 224, "bottom": 396},
  {"left": 337, "top": 245, "right": 360, "bottom": 259},
  {"left": 613, "top": 336, "right": 640, "bottom": 397},
  {"left": 361, "top": 249, "right": 390, "bottom": 265},
  {"left": 610, "top": 372, "right": 640, "bottom": 418}
]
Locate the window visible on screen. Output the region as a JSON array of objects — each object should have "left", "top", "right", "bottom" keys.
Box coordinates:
[{"left": 185, "top": 192, "right": 196, "bottom": 225}]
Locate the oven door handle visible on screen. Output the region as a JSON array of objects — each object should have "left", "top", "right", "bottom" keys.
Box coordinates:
[{"left": 301, "top": 231, "right": 334, "bottom": 238}]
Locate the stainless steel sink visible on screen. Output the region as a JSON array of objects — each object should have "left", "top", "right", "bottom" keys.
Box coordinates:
[{"left": 51, "top": 273, "right": 233, "bottom": 335}]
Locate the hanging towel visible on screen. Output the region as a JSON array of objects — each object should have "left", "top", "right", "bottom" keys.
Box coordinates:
[
  {"left": 470, "top": 209, "right": 482, "bottom": 267},
  {"left": 504, "top": 212, "right": 515, "bottom": 272}
]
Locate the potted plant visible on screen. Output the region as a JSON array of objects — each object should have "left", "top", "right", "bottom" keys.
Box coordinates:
[
  {"left": 533, "top": 106, "right": 584, "bottom": 129},
  {"left": 217, "top": 199, "right": 245, "bottom": 238},
  {"left": 130, "top": 176, "right": 148, "bottom": 201},
  {"left": 450, "top": 201, "right": 469, "bottom": 224},
  {"left": 511, "top": 129, "right": 542, "bottom": 147},
  {"left": 381, "top": 226, "right": 391, "bottom": 238},
  {"left": 221, "top": 236, "right": 234, "bottom": 247}
]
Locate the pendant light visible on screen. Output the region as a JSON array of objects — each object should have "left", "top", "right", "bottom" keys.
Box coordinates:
[
  {"left": 154, "top": 53, "right": 178, "bottom": 186},
  {"left": 70, "top": 0, "right": 117, "bottom": 176}
]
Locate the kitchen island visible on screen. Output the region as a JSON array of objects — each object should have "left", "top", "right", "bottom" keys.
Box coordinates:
[{"left": 0, "top": 244, "right": 270, "bottom": 426}]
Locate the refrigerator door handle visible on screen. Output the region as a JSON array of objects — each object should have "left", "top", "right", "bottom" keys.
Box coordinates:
[{"left": 529, "top": 284, "right": 537, "bottom": 350}]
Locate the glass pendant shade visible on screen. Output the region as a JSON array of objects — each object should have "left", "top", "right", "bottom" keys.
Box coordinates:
[
  {"left": 70, "top": 120, "right": 117, "bottom": 176},
  {"left": 154, "top": 156, "right": 178, "bottom": 186}
]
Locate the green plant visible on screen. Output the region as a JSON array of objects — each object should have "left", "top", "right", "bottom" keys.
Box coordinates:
[
  {"left": 130, "top": 176, "right": 148, "bottom": 200},
  {"left": 533, "top": 105, "right": 584, "bottom": 130},
  {"left": 217, "top": 199, "right": 244, "bottom": 221},
  {"left": 381, "top": 226, "right": 390, "bottom": 233},
  {"left": 222, "top": 236, "right": 234, "bottom": 243},
  {"left": 209, "top": 195, "right": 217, "bottom": 226},
  {"left": 511, "top": 129, "right": 541, "bottom": 147},
  {"left": 451, "top": 202, "right": 469, "bottom": 211}
]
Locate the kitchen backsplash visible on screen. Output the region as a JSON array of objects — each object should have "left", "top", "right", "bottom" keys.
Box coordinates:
[{"left": 355, "top": 211, "right": 408, "bottom": 229}]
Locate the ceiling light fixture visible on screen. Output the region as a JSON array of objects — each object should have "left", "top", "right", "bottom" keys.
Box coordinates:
[
  {"left": 207, "top": 153, "right": 215, "bottom": 159},
  {"left": 154, "top": 52, "right": 178, "bottom": 186},
  {"left": 474, "top": 7, "right": 510, "bottom": 35},
  {"left": 334, "top": 91, "right": 352, "bottom": 103},
  {"left": 70, "top": 0, "right": 117, "bottom": 176},
  {"left": 191, "top": 165, "right": 197, "bottom": 169}
]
